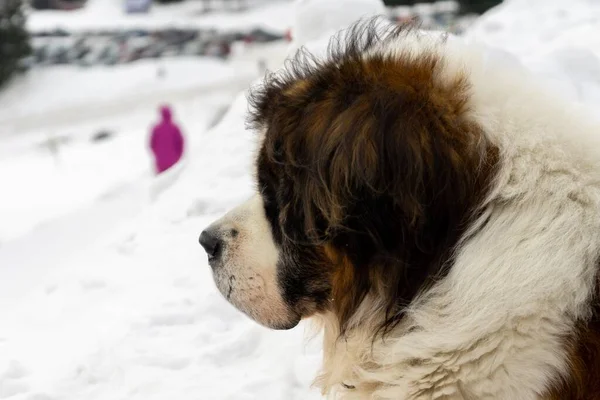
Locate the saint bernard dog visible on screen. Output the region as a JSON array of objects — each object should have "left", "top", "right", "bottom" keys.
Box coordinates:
[{"left": 199, "top": 18, "right": 600, "bottom": 399}]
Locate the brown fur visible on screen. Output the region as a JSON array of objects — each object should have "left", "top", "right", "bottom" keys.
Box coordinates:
[
  {"left": 546, "top": 292, "right": 600, "bottom": 399},
  {"left": 325, "top": 244, "right": 368, "bottom": 328},
  {"left": 249, "top": 19, "right": 500, "bottom": 335}
]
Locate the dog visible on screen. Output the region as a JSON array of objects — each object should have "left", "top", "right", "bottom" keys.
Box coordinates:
[{"left": 199, "top": 19, "right": 600, "bottom": 399}]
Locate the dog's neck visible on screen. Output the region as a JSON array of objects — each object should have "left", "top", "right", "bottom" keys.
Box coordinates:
[{"left": 312, "top": 297, "right": 406, "bottom": 399}]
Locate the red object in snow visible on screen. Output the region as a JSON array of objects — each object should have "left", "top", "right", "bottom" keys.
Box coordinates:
[
  {"left": 150, "top": 105, "right": 185, "bottom": 174},
  {"left": 285, "top": 28, "right": 292, "bottom": 42}
]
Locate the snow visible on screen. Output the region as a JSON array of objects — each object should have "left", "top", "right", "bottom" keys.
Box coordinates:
[
  {"left": 291, "top": 0, "right": 385, "bottom": 48},
  {"left": 466, "top": 0, "right": 600, "bottom": 59},
  {"left": 465, "top": 0, "right": 600, "bottom": 107},
  {"left": 0, "top": 84, "right": 323, "bottom": 399},
  {"left": 3, "top": 0, "right": 600, "bottom": 399}
]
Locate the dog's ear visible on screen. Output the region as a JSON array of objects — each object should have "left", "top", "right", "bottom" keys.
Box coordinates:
[
  {"left": 323, "top": 58, "right": 504, "bottom": 334},
  {"left": 305, "top": 63, "right": 491, "bottom": 244},
  {"left": 306, "top": 62, "right": 499, "bottom": 333}
]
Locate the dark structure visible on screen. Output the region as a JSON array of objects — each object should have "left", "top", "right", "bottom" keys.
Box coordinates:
[
  {"left": 383, "top": 0, "right": 502, "bottom": 14},
  {"left": 30, "top": 0, "right": 86, "bottom": 10},
  {"left": 0, "top": 0, "right": 32, "bottom": 87}
]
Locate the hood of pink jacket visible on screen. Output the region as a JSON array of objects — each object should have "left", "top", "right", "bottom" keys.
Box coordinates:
[{"left": 160, "top": 106, "right": 172, "bottom": 122}]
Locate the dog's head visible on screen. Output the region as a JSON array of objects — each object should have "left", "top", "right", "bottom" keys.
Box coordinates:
[{"left": 200, "top": 19, "right": 498, "bottom": 334}]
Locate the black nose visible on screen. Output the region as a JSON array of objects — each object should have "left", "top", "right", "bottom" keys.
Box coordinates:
[{"left": 199, "top": 229, "right": 222, "bottom": 260}]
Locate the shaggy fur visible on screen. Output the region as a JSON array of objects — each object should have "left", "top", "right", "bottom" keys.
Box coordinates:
[{"left": 200, "top": 18, "right": 600, "bottom": 399}]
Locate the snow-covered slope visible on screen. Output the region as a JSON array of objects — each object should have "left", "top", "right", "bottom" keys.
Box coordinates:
[{"left": 0, "top": 91, "right": 323, "bottom": 400}]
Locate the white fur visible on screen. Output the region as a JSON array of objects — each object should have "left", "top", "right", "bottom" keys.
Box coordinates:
[
  {"left": 313, "top": 31, "right": 600, "bottom": 399},
  {"left": 204, "top": 195, "right": 297, "bottom": 329}
]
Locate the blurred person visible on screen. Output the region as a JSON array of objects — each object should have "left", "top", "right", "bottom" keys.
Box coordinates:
[{"left": 150, "top": 105, "right": 185, "bottom": 175}]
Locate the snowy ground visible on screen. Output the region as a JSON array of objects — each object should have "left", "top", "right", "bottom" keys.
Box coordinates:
[
  {"left": 2, "top": 0, "right": 600, "bottom": 399},
  {"left": 465, "top": 0, "right": 600, "bottom": 108},
  {"left": 0, "top": 89, "right": 323, "bottom": 400}
]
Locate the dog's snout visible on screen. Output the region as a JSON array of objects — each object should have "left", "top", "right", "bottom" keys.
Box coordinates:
[{"left": 199, "top": 229, "right": 223, "bottom": 261}]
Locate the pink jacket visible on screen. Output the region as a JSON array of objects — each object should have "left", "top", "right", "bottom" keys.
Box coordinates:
[{"left": 150, "top": 106, "right": 184, "bottom": 173}]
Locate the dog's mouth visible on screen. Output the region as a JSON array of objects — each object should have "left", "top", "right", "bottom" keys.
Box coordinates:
[
  {"left": 211, "top": 271, "right": 302, "bottom": 330},
  {"left": 270, "top": 318, "right": 301, "bottom": 330}
]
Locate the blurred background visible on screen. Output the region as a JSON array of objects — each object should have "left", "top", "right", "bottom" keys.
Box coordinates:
[{"left": 0, "top": 0, "right": 599, "bottom": 399}]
